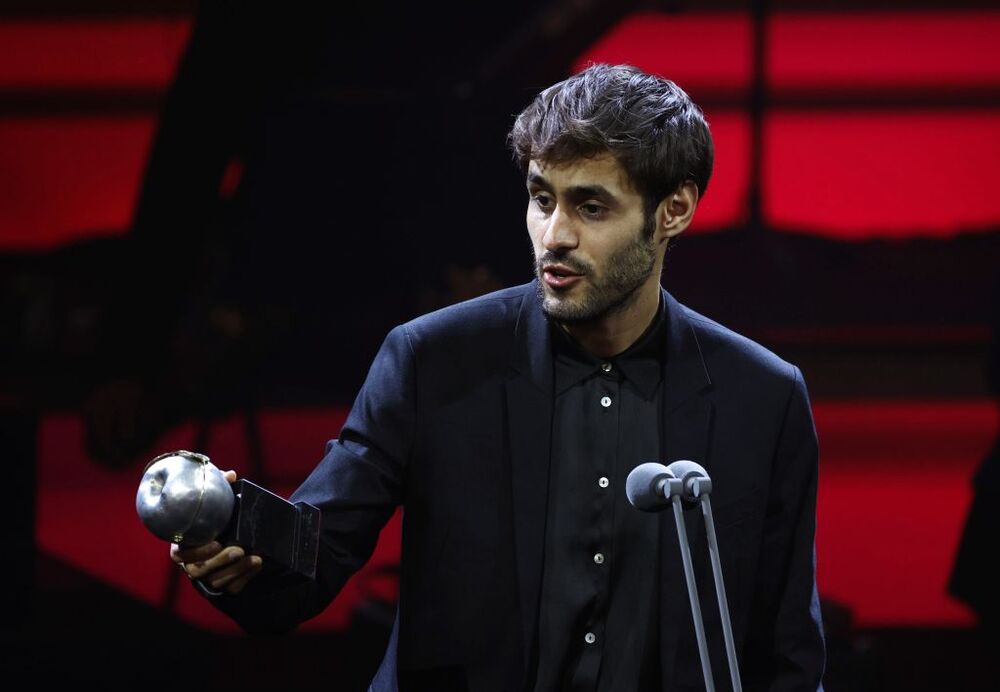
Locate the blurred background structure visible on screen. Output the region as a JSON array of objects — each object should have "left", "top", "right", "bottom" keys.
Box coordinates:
[{"left": 1, "top": 0, "right": 998, "bottom": 689}]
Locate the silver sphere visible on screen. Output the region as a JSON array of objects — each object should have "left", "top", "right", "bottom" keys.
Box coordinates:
[{"left": 136, "top": 450, "right": 235, "bottom": 545}]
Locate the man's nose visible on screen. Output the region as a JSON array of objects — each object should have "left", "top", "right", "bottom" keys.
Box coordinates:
[{"left": 542, "top": 206, "right": 579, "bottom": 252}]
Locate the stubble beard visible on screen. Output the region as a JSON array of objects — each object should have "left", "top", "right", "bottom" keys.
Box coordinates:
[{"left": 535, "top": 215, "right": 659, "bottom": 324}]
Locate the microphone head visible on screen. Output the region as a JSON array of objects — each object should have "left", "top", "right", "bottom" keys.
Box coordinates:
[
  {"left": 626, "top": 462, "right": 673, "bottom": 512},
  {"left": 665, "top": 459, "right": 707, "bottom": 481},
  {"left": 665, "top": 460, "right": 710, "bottom": 503}
]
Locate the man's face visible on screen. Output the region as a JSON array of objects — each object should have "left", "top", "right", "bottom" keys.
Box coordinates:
[{"left": 526, "top": 153, "right": 659, "bottom": 323}]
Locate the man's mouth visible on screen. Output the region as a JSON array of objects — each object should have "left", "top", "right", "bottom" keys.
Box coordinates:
[{"left": 542, "top": 264, "right": 583, "bottom": 289}]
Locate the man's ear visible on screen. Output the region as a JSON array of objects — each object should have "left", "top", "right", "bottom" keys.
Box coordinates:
[{"left": 655, "top": 181, "right": 699, "bottom": 244}]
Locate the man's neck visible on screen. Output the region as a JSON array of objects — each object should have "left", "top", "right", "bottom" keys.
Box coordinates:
[{"left": 559, "top": 280, "right": 662, "bottom": 358}]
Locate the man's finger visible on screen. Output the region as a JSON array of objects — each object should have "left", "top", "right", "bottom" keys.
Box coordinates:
[
  {"left": 223, "top": 469, "right": 238, "bottom": 483},
  {"left": 184, "top": 546, "right": 245, "bottom": 580},
  {"left": 224, "top": 556, "right": 264, "bottom": 594},
  {"left": 171, "top": 541, "right": 224, "bottom": 565},
  {"left": 203, "top": 555, "right": 258, "bottom": 590}
]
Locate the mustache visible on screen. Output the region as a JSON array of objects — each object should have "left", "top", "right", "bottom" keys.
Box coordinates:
[{"left": 535, "top": 251, "right": 593, "bottom": 275}]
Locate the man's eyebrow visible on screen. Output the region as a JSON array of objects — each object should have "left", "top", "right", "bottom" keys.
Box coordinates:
[
  {"left": 526, "top": 174, "right": 617, "bottom": 203},
  {"left": 565, "top": 184, "right": 616, "bottom": 202},
  {"left": 526, "top": 172, "right": 551, "bottom": 190}
]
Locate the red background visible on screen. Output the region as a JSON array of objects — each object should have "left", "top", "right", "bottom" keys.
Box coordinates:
[{"left": 3, "top": 6, "right": 997, "bottom": 651}]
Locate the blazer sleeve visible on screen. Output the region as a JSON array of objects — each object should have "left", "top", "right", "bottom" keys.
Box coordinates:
[
  {"left": 194, "top": 324, "right": 415, "bottom": 634},
  {"left": 743, "top": 365, "right": 826, "bottom": 691}
]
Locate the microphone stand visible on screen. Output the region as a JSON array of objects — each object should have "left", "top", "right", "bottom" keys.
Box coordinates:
[
  {"left": 669, "top": 461, "right": 743, "bottom": 692},
  {"left": 667, "top": 475, "right": 717, "bottom": 692}
]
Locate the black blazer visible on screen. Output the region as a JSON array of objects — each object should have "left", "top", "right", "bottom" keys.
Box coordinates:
[{"left": 207, "top": 281, "right": 825, "bottom": 692}]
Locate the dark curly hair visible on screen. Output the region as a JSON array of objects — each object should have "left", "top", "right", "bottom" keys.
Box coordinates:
[{"left": 509, "top": 63, "right": 714, "bottom": 214}]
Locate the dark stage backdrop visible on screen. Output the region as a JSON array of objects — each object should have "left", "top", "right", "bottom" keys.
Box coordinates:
[{"left": 2, "top": 3, "right": 998, "bottom": 690}]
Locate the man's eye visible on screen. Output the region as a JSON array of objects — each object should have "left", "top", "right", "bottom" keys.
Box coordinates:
[
  {"left": 580, "top": 203, "right": 607, "bottom": 218},
  {"left": 532, "top": 194, "right": 553, "bottom": 209}
]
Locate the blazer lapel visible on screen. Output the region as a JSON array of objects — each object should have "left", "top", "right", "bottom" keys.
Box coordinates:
[
  {"left": 505, "top": 283, "right": 554, "bottom": 681},
  {"left": 661, "top": 288, "right": 712, "bottom": 417},
  {"left": 657, "top": 288, "right": 715, "bottom": 690}
]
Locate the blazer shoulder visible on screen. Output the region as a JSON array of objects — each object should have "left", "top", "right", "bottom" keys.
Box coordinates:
[
  {"left": 400, "top": 282, "right": 532, "bottom": 349},
  {"left": 681, "top": 303, "right": 799, "bottom": 385}
]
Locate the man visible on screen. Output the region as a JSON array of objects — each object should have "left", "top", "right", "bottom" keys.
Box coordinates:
[{"left": 174, "top": 64, "right": 825, "bottom": 691}]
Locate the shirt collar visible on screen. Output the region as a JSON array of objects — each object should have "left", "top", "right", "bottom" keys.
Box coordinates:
[{"left": 550, "top": 296, "right": 666, "bottom": 399}]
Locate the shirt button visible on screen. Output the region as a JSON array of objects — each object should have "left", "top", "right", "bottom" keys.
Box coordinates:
[
  {"left": 598, "top": 476, "right": 609, "bottom": 488},
  {"left": 601, "top": 363, "right": 613, "bottom": 373},
  {"left": 584, "top": 632, "right": 597, "bottom": 645},
  {"left": 600, "top": 396, "right": 612, "bottom": 408},
  {"left": 593, "top": 553, "right": 605, "bottom": 565}
]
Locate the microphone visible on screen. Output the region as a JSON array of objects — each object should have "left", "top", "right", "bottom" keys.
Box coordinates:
[
  {"left": 625, "top": 459, "right": 742, "bottom": 692},
  {"left": 628, "top": 460, "right": 715, "bottom": 689},
  {"left": 667, "top": 459, "right": 713, "bottom": 503},
  {"left": 625, "top": 460, "right": 712, "bottom": 512},
  {"left": 625, "top": 462, "right": 674, "bottom": 511}
]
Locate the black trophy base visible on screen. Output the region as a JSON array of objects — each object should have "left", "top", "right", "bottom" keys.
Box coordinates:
[{"left": 217, "top": 479, "right": 320, "bottom": 580}]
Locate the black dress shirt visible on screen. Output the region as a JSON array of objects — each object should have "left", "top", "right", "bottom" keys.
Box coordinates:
[{"left": 532, "top": 302, "right": 667, "bottom": 692}]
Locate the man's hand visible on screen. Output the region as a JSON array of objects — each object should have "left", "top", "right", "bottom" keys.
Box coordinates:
[{"left": 169, "top": 470, "right": 263, "bottom": 594}]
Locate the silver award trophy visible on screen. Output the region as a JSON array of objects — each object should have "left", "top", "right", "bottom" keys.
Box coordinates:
[{"left": 136, "top": 450, "right": 320, "bottom": 580}]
